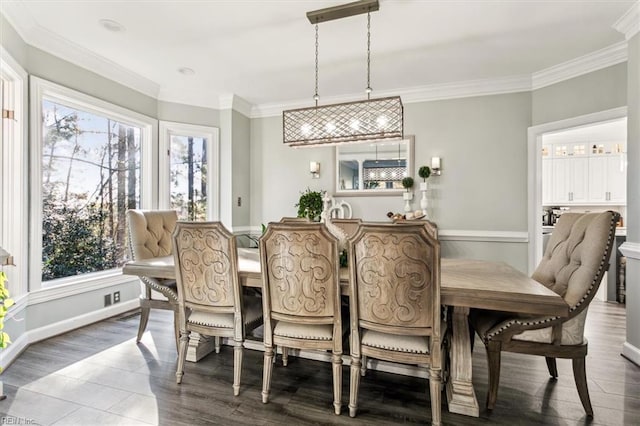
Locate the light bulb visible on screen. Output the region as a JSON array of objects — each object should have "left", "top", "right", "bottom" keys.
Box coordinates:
[{"left": 376, "top": 115, "right": 388, "bottom": 129}]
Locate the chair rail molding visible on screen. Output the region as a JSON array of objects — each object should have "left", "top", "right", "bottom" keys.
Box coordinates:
[{"left": 620, "top": 242, "right": 640, "bottom": 260}]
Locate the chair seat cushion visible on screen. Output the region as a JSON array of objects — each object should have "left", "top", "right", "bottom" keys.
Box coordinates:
[
  {"left": 274, "top": 321, "right": 333, "bottom": 340},
  {"left": 188, "top": 296, "right": 264, "bottom": 329},
  {"left": 362, "top": 329, "right": 430, "bottom": 354}
]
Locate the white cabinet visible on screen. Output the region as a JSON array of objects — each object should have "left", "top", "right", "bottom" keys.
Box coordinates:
[
  {"left": 589, "top": 154, "right": 626, "bottom": 203},
  {"left": 549, "top": 157, "right": 589, "bottom": 203},
  {"left": 543, "top": 152, "right": 626, "bottom": 206}
]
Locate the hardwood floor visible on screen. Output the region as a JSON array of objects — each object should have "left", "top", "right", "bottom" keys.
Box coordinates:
[{"left": 1, "top": 300, "right": 638, "bottom": 425}]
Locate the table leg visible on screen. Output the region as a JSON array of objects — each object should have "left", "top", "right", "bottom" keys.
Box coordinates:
[
  {"left": 446, "top": 306, "right": 480, "bottom": 417},
  {"left": 186, "top": 333, "right": 214, "bottom": 362}
]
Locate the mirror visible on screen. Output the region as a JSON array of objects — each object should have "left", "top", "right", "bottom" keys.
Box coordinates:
[{"left": 335, "top": 136, "right": 414, "bottom": 196}]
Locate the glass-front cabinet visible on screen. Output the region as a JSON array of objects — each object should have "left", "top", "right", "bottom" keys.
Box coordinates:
[{"left": 335, "top": 137, "right": 414, "bottom": 195}]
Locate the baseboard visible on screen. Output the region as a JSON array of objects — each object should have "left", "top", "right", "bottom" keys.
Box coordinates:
[
  {"left": 0, "top": 299, "right": 139, "bottom": 370},
  {"left": 622, "top": 341, "right": 640, "bottom": 367}
]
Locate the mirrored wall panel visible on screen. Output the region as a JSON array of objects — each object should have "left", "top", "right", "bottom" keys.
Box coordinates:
[{"left": 335, "top": 137, "right": 413, "bottom": 195}]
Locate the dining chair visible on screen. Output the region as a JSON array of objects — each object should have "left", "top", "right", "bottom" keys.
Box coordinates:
[
  {"left": 347, "top": 223, "right": 442, "bottom": 425},
  {"left": 469, "top": 210, "right": 619, "bottom": 416},
  {"left": 329, "top": 218, "right": 362, "bottom": 239},
  {"left": 172, "top": 221, "right": 262, "bottom": 395},
  {"left": 126, "top": 209, "right": 180, "bottom": 347},
  {"left": 259, "top": 222, "right": 343, "bottom": 415}
]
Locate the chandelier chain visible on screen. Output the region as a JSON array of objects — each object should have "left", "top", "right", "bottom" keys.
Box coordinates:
[
  {"left": 366, "top": 10, "right": 372, "bottom": 99},
  {"left": 314, "top": 23, "right": 319, "bottom": 106}
]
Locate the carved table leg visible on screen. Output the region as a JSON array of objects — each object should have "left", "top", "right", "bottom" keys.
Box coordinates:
[
  {"left": 186, "top": 333, "right": 214, "bottom": 362},
  {"left": 445, "top": 306, "right": 480, "bottom": 417}
]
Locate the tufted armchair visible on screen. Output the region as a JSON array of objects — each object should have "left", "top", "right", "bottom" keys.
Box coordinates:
[
  {"left": 469, "top": 211, "right": 619, "bottom": 416},
  {"left": 259, "top": 222, "right": 343, "bottom": 415},
  {"left": 347, "top": 223, "right": 442, "bottom": 425},
  {"left": 126, "top": 209, "right": 180, "bottom": 347}
]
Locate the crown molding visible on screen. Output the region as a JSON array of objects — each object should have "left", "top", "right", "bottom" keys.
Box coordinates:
[
  {"left": 531, "top": 41, "right": 628, "bottom": 90},
  {"left": 2, "top": 2, "right": 160, "bottom": 99},
  {"left": 219, "top": 94, "right": 253, "bottom": 117},
  {"left": 614, "top": 1, "right": 640, "bottom": 40},
  {"left": 250, "top": 75, "right": 532, "bottom": 118}
]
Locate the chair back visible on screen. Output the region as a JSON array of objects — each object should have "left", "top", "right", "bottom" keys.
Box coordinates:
[
  {"left": 533, "top": 211, "right": 619, "bottom": 310},
  {"left": 172, "top": 222, "right": 241, "bottom": 318},
  {"left": 127, "top": 209, "right": 178, "bottom": 260},
  {"left": 260, "top": 222, "right": 340, "bottom": 324},
  {"left": 348, "top": 223, "right": 440, "bottom": 335},
  {"left": 393, "top": 218, "right": 438, "bottom": 240},
  {"left": 330, "top": 218, "right": 362, "bottom": 239}
]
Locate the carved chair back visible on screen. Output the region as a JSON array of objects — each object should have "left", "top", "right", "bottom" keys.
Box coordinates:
[
  {"left": 330, "top": 218, "right": 362, "bottom": 239},
  {"left": 260, "top": 222, "right": 341, "bottom": 325},
  {"left": 172, "top": 221, "right": 242, "bottom": 337},
  {"left": 348, "top": 223, "right": 440, "bottom": 335}
]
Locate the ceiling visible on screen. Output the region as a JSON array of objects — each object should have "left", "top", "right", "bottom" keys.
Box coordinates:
[{"left": 1, "top": 0, "right": 635, "bottom": 112}]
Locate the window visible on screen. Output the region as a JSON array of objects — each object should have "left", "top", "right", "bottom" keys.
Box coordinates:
[
  {"left": 31, "top": 77, "right": 154, "bottom": 288},
  {"left": 159, "top": 121, "right": 219, "bottom": 221}
]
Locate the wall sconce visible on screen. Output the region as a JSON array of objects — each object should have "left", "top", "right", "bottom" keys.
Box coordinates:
[
  {"left": 310, "top": 161, "right": 320, "bottom": 179},
  {"left": 0, "top": 247, "right": 14, "bottom": 266},
  {"left": 431, "top": 157, "right": 442, "bottom": 176}
]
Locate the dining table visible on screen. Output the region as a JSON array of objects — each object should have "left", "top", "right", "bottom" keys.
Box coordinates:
[{"left": 123, "top": 247, "right": 568, "bottom": 418}]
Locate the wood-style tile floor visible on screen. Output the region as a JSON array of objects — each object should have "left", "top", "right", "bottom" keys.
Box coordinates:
[{"left": 1, "top": 300, "right": 638, "bottom": 425}]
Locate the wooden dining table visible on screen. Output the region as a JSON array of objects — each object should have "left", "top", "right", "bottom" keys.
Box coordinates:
[{"left": 123, "top": 247, "right": 568, "bottom": 418}]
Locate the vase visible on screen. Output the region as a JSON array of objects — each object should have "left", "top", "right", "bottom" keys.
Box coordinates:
[
  {"left": 403, "top": 192, "right": 413, "bottom": 212},
  {"left": 419, "top": 182, "right": 429, "bottom": 218}
]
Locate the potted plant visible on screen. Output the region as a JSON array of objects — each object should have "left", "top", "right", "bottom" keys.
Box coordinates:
[
  {"left": 418, "top": 166, "right": 431, "bottom": 191},
  {"left": 401, "top": 177, "right": 414, "bottom": 200},
  {"left": 296, "top": 188, "right": 324, "bottom": 221}
]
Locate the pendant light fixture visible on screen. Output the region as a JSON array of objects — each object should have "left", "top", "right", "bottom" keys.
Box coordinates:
[{"left": 283, "top": 0, "right": 403, "bottom": 147}]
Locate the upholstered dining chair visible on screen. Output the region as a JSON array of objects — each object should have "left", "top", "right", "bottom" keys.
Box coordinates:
[
  {"left": 259, "top": 222, "right": 343, "bottom": 415},
  {"left": 393, "top": 218, "right": 438, "bottom": 240},
  {"left": 469, "top": 211, "right": 619, "bottom": 417},
  {"left": 126, "top": 209, "right": 179, "bottom": 347},
  {"left": 347, "top": 223, "right": 442, "bottom": 425},
  {"left": 172, "top": 221, "right": 262, "bottom": 395}
]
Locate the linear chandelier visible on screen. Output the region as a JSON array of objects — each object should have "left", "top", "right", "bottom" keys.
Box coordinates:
[{"left": 283, "top": 0, "right": 403, "bottom": 147}]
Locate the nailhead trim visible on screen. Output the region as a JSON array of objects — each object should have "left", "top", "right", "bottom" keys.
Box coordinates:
[{"left": 485, "top": 212, "right": 618, "bottom": 342}]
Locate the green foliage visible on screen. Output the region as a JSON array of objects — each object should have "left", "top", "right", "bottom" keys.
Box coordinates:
[
  {"left": 296, "top": 188, "right": 324, "bottom": 221},
  {"left": 402, "top": 177, "right": 414, "bottom": 191},
  {"left": 418, "top": 166, "right": 431, "bottom": 181},
  {"left": 42, "top": 196, "right": 119, "bottom": 280},
  {"left": 0, "top": 271, "right": 14, "bottom": 350}
]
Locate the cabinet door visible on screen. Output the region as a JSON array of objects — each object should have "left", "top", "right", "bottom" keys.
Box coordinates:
[
  {"left": 607, "top": 154, "right": 626, "bottom": 203},
  {"left": 570, "top": 157, "right": 589, "bottom": 203},
  {"left": 542, "top": 158, "right": 552, "bottom": 205},
  {"left": 551, "top": 158, "right": 570, "bottom": 203},
  {"left": 588, "top": 156, "right": 608, "bottom": 202}
]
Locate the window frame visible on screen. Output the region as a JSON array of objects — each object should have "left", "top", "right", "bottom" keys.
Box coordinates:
[
  {"left": 158, "top": 120, "right": 220, "bottom": 220},
  {"left": 29, "top": 76, "right": 156, "bottom": 290},
  {"left": 0, "top": 46, "right": 29, "bottom": 298}
]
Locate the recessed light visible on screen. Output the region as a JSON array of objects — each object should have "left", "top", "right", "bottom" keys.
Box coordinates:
[
  {"left": 178, "top": 67, "right": 195, "bottom": 76},
  {"left": 99, "top": 19, "right": 125, "bottom": 32}
]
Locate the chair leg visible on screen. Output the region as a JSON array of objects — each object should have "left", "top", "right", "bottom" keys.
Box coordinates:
[
  {"left": 282, "top": 346, "right": 288, "bottom": 366},
  {"left": 429, "top": 368, "right": 442, "bottom": 426},
  {"left": 332, "top": 352, "right": 342, "bottom": 415},
  {"left": 172, "top": 307, "right": 180, "bottom": 353},
  {"left": 233, "top": 339, "right": 243, "bottom": 396},
  {"left": 545, "top": 357, "right": 558, "bottom": 379},
  {"left": 572, "top": 357, "right": 593, "bottom": 417},
  {"left": 349, "top": 356, "right": 361, "bottom": 417},
  {"left": 215, "top": 336, "right": 221, "bottom": 354},
  {"left": 262, "top": 345, "right": 274, "bottom": 404},
  {"left": 486, "top": 340, "right": 502, "bottom": 410},
  {"left": 175, "top": 330, "right": 190, "bottom": 384},
  {"left": 360, "top": 355, "right": 367, "bottom": 377},
  {"left": 137, "top": 306, "right": 150, "bottom": 342}
]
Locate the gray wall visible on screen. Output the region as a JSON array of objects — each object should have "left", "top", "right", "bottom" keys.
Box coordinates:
[
  {"left": 1, "top": 13, "right": 27, "bottom": 67},
  {"left": 157, "top": 101, "right": 220, "bottom": 127},
  {"left": 531, "top": 63, "right": 627, "bottom": 125},
  {"left": 249, "top": 92, "right": 532, "bottom": 270},
  {"left": 232, "top": 110, "right": 251, "bottom": 228}
]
